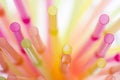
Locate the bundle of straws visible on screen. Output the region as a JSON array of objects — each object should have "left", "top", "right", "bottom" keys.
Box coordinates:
[{"left": 0, "top": 0, "right": 120, "bottom": 80}]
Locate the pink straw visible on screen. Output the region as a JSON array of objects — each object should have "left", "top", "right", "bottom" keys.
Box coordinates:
[
  {"left": 14, "top": 0, "right": 30, "bottom": 24},
  {"left": 10, "top": 22, "right": 23, "bottom": 46},
  {"left": 96, "top": 33, "right": 114, "bottom": 58},
  {"left": 92, "top": 14, "right": 110, "bottom": 40}
]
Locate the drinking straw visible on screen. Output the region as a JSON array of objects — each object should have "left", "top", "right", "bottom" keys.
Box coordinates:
[
  {"left": 13, "top": 0, "right": 30, "bottom": 24},
  {"left": 0, "top": 37, "right": 40, "bottom": 77},
  {"left": 71, "top": 33, "right": 114, "bottom": 77},
  {"left": 25, "top": 0, "right": 37, "bottom": 24},
  {"left": 21, "top": 39, "right": 42, "bottom": 65},
  {"left": 95, "top": 33, "right": 114, "bottom": 58},
  {"left": 67, "top": 0, "right": 111, "bottom": 55},
  {"left": 28, "top": 27, "right": 45, "bottom": 54},
  {"left": 21, "top": 39, "right": 51, "bottom": 80},
  {"left": 0, "top": 31, "right": 40, "bottom": 77},
  {"left": 10, "top": 22, "right": 41, "bottom": 77},
  {"left": 70, "top": 14, "right": 110, "bottom": 76},
  {"left": 0, "top": 50, "right": 23, "bottom": 76},
  {"left": 0, "top": 6, "right": 20, "bottom": 48},
  {"left": 48, "top": 6, "right": 58, "bottom": 35},
  {"left": 28, "top": 26, "right": 50, "bottom": 68},
  {"left": 10, "top": 22, "right": 25, "bottom": 53},
  {"left": 92, "top": 14, "right": 110, "bottom": 40},
  {"left": 80, "top": 34, "right": 114, "bottom": 79},
  {"left": 48, "top": 6, "right": 64, "bottom": 79},
  {"left": 74, "top": 14, "right": 109, "bottom": 60},
  {"left": 0, "top": 38, "right": 22, "bottom": 65},
  {"left": 78, "top": 58, "right": 107, "bottom": 80}
]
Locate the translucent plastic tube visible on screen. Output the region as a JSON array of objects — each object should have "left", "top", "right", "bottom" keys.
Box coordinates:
[
  {"left": 10, "top": 22, "right": 24, "bottom": 46},
  {"left": 96, "top": 33, "right": 114, "bottom": 58},
  {"left": 21, "top": 39, "right": 42, "bottom": 65},
  {"left": 48, "top": 6, "right": 58, "bottom": 35},
  {"left": 28, "top": 27, "right": 45, "bottom": 54},
  {"left": 14, "top": 0, "right": 30, "bottom": 24},
  {"left": 92, "top": 14, "right": 110, "bottom": 40}
]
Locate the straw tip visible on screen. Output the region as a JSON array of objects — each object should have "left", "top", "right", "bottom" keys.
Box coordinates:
[
  {"left": 99, "top": 14, "right": 109, "bottom": 25},
  {"left": 96, "top": 58, "right": 106, "bottom": 68},
  {"left": 21, "top": 39, "right": 31, "bottom": 48},
  {"left": 10, "top": 22, "right": 20, "bottom": 32},
  {"left": 104, "top": 33, "right": 114, "bottom": 44},
  {"left": 62, "top": 44, "right": 72, "bottom": 54},
  {"left": 48, "top": 6, "right": 57, "bottom": 15}
]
